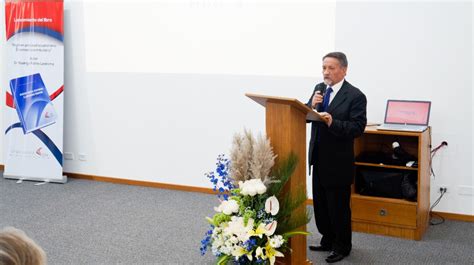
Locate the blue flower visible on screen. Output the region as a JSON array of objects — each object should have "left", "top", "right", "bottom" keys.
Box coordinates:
[
  {"left": 202, "top": 154, "right": 239, "bottom": 255},
  {"left": 256, "top": 209, "right": 266, "bottom": 219},
  {"left": 243, "top": 238, "right": 257, "bottom": 251},
  {"left": 200, "top": 226, "right": 213, "bottom": 256},
  {"left": 205, "top": 154, "right": 235, "bottom": 200}
]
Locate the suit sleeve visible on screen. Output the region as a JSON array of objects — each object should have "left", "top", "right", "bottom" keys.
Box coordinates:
[
  {"left": 306, "top": 85, "right": 319, "bottom": 123},
  {"left": 306, "top": 89, "right": 316, "bottom": 108},
  {"left": 328, "top": 93, "right": 367, "bottom": 138}
]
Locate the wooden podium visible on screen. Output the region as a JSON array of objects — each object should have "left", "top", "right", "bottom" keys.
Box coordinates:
[{"left": 246, "top": 93, "right": 321, "bottom": 265}]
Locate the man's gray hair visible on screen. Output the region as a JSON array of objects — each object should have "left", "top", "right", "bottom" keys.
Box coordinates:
[{"left": 323, "top": 52, "right": 348, "bottom": 68}]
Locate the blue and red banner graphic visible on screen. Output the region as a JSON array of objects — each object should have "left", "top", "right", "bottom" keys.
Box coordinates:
[
  {"left": 5, "top": 0, "right": 63, "bottom": 41},
  {"left": 3, "top": 0, "right": 65, "bottom": 182}
]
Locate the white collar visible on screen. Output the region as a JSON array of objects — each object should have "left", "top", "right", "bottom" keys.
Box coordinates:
[{"left": 327, "top": 79, "right": 344, "bottom": 95}]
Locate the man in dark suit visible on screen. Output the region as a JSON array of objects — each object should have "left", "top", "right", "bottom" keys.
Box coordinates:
[{"left": 307, "top": 52, "right": 367, "bottom": 263}]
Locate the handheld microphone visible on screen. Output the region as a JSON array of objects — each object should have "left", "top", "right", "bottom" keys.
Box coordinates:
[
  {"left": 318, "top": 83, "right": 326, "bottom": 96},
  {"left": 314, "top": 83, "right": 326, "bottom": 111}
]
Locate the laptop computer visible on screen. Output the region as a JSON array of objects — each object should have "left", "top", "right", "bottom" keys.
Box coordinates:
[{"left": 377, "top": 100, "right": 431, "bottom": 132}]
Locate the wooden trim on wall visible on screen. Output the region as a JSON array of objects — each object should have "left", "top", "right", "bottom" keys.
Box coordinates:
[
  {"left": 431, "top": 211, "right": 474, "bottom": 223},
  {"left": 1, "top": 164, "right": 472, "bottom": 222},
  {"left": 65, "top": 172, "right": 218, "bottom": 195}
]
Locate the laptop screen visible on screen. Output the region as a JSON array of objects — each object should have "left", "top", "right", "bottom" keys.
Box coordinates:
[{"left": 384, "top": 100, "right": 431, "bottom": 125}]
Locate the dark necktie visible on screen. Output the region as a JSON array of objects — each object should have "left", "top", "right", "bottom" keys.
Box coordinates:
[
  {"left": 321, "top": 87, "right": 333, "bottom": 112},
  {"left": 317, "top": 86, "right": 333, "bottom": 143}
]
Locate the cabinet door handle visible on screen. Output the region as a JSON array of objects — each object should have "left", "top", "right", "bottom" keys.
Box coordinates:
[{"left": 379, "top": 209, "right": 387, "bottom": 216}]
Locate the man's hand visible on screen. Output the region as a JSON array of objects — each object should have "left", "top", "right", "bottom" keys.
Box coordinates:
[
  {"left": 311, "top": 91, "right": 324, "bottom": 109},
  {"left": 320, "top": 112, "right": 333, "bottom": 127}
]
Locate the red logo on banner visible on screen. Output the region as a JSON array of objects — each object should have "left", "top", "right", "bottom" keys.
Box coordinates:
[
  {"left": 36, "top": 147, "right": 43, "bottom": 156},
  {"left": 5, "top": 0, "right": 64, "bottom": 40}
]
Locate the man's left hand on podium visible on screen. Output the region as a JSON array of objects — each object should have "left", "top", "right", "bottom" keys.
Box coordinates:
[{"left": 320, "top": 112, "right": 333, "bottom": 127}]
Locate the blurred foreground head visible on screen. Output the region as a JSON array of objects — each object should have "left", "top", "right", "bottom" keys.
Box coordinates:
[{"left": 0, "top": 227, "right": 46, "bottom": 265}]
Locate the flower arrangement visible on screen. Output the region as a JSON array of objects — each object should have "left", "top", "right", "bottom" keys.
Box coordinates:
[{"left": 200, "top": 130, "right": 311, "bottom": 265}]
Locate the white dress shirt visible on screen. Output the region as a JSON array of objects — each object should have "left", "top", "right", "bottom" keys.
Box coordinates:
[{"left": 327, "top": 79, "right": 344, "bottom": 105}]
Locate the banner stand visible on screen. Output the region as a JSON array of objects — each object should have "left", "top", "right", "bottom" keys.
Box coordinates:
[
  {"left": 3, "top": 0, "right": 65, "bottom": 183},
  {"left": 3, "top": 174, "right": 67, "bottom": 184}
]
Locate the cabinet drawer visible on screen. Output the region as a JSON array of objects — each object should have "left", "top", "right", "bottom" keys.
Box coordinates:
[{"left": 351, "top": 197, "right": 417, "bottom": 228}]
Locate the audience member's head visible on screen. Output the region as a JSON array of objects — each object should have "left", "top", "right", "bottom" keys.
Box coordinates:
[{"left": 0, "top": 227, "right": 46, "bottom": 265}]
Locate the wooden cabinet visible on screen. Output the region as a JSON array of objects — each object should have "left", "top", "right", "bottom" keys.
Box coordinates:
[{"left": 351, "top": 127, "right": 431, "bottom": 240}]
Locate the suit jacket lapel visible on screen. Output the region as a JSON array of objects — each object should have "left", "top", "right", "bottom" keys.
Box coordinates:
[{"left": 327, "top": 81, "right": 349, "bottom": 112}]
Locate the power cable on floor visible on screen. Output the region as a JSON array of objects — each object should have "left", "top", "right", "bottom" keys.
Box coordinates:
[{"left": 429, "top": 188, "right": 446, "bottom": 225}]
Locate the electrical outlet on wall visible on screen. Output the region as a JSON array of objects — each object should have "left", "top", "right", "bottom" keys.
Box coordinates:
[
  {"left": 436, "top": 185, "right": 449, "bottom": 193},
  {"left": 78, "top": 153, "right": 87, "bottom": 161},
  {"left": 64, "top": 152, "right": 74, "bottom": 160}
]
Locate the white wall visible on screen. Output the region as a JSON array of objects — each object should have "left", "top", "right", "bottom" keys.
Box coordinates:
[
  {"left": 59, "top": 0, "right": 322, "bottom": 189},
  {"left": 1, "top": 1, "right": 472, "bottom": 215},
  {"left": 335, "top": 1, "right": 472, "bottom": 215},
  {"left": 83, "top": 1, "right": 336, "bottom": 77}
]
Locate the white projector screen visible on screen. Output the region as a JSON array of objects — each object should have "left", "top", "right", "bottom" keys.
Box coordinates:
[{"left": 83, "top": 0, "right": 336, "bottom": 76}]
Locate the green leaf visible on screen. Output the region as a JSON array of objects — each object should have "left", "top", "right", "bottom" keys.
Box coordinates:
[
  {"left": 216, "top": 254, "right": 231, "bottom": 265},
  {"left": 267, "top": 153, "right": 298, "bottom": 196},
  {"left": 213, "top": 213, "right": 231, "bottom": 226},
  {"left": 206, "top": 217, "right": 215, "bottom": 226},
  {"left": 283, "top": 231, "right": 311, "bottom": 239},
  {"left": 275, "top": 184, "right": 312, "bottom": 234}
]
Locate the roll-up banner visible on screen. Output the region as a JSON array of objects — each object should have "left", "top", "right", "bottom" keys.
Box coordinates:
[{"left": 3, "top": 0, "right": 65, "bottom": 183}]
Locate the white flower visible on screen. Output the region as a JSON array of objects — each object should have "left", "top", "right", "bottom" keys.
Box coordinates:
[
  {"left": 269, "top": 235, "right": 285, "bottom": 248},
  {"left": 214, "top": 199, "right": 239, "bottom": 215},
  {"left": 264, "top": 221, "right": 277, "bottom": 236},
  {"left": 265, "top": 196, "right": 280, "bottom": 215},
  {"left": 232, "top": 246, "right": 253, "bottom": 261},
  {"left": 239, "top": 179, "right": 267, "bottom": 196},
  {"left": 229, "top": 236, "right": 239, "bottom": 244},
  {"left": 255, "top": 246, "right": 265, "bottom": 259},
  {"left": 248, "top": 220, "right": 277, "bottom": 238},
  {"left": 220, "top": 246, "right": 231, "bottom": 255},
  {"left": 224, "top": 216, "right": 254, "bottom": 242},
  {"left": 248, "top": 223, "right": 266, "bottom": 238}
]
